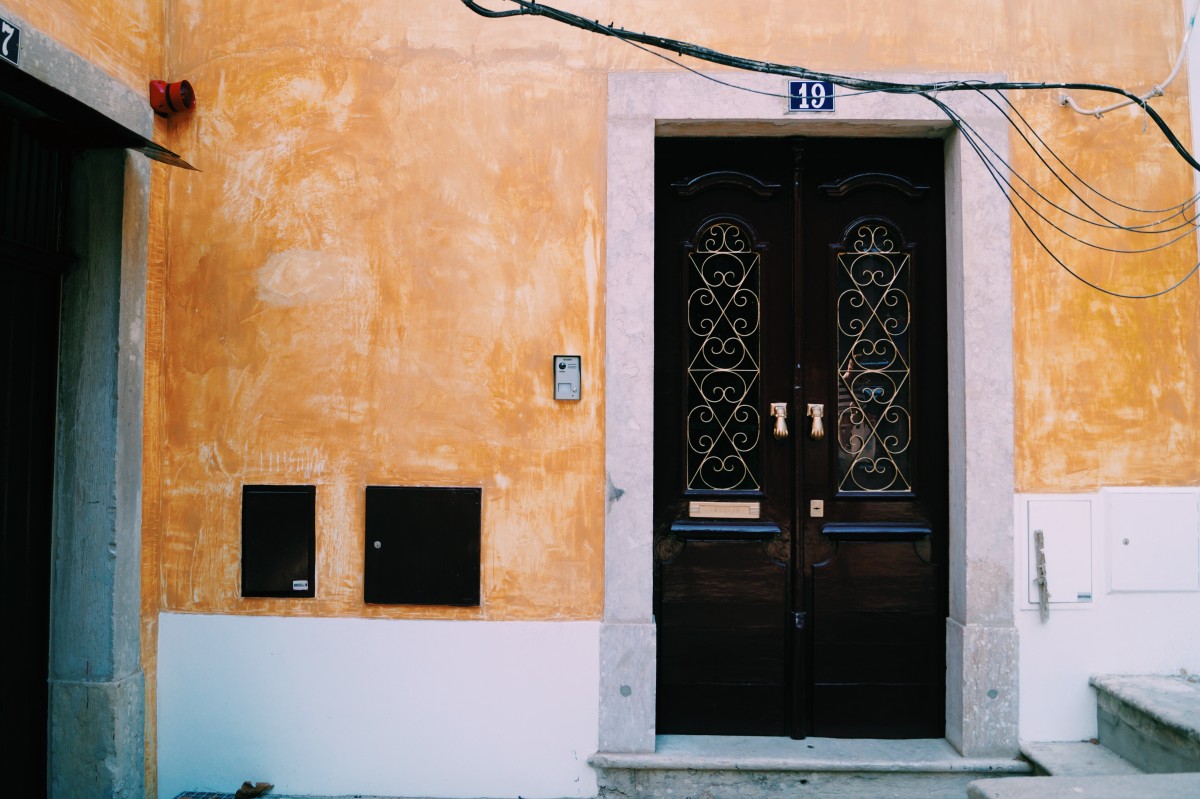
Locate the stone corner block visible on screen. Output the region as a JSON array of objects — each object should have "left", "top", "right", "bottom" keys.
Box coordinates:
[{"left": 598, "top": 621, "right": 657, "bottom": 754}]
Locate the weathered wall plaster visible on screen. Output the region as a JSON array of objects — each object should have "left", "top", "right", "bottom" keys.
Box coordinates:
[
  {"left": 145, "top": 0, "right": 1200, "bottom": 624},
  {"left": 138, "top": 0, "right": 1200, "bottom": 779},
  {"left": 13, "top": 0, "right": 1200, "bottom": 791},
  {"left": 4, "top": 0, "right": 163, "bottom": 97},
  {"left": 153, "top": 11, "right": 609, "bottom": 619}
]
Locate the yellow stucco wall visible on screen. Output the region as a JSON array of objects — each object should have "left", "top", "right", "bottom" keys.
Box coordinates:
[
  {"left": 19, "top": 0, "right": 1198, "bottom": 673},
  {"left": 6, "top": 0, "right": 162, "bottom": 95},
  {"left": 1012, "top": 103, "right": 1200, "bottom": 490},
  {"left": 148, "top": 0, "right": 1200, "bottom": 628},
  {"left": 154, "top": 0, "right": 610, "bottom": 620},
  {"left": 16, "top": 0, "right": 1194, "bottom": 619},
  {"left": 10, "top": 0, "right": 1200, "bottom": 793}
]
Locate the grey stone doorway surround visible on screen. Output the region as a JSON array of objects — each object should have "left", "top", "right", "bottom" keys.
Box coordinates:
[
  {"left": 4, "top": 8, "right": 153, "bottom": 796},
  {"left": 600, "top": 70, "right": 1018, "bottom": 758}
]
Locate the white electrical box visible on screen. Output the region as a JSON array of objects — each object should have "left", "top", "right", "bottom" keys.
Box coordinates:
[
  {"left": 1027, "top": 499, "right": 1093, "bottom": 605},
  {"left": 553, "top": 355, "right": 581, "bottom": 401},
  {"left": 1107, "top": 490, "right": 1200, "bottom": 592}
]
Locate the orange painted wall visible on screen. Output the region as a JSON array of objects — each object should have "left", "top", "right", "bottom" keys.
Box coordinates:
[
  {"left": 153, "top": 1, "right": 609, "bottom": 621},
  {"left": 10, "top": 0, "right": 1199, "bottom": 791},
  {"left": 148, "top": 0, "right": 1200, "bottom": 630},
  {"left": 1012, "top": 99, "right": 1200, "bottom": 491},
  {"left": 5, "top": 0, "right": 162, "bottom": 95}
]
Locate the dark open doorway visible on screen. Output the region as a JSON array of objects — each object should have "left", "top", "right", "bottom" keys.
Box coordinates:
[{"left": 1, "top": 99, "right": 71, "bottom": 797}]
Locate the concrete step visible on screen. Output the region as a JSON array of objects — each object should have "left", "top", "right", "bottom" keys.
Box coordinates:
[
  {"left": 1019, "top": 740, "right": 1142, "bottom": 776},
  {"left": 590, "top": 735, "right": 1031, "bottom": 799},
  {"left": 1090, "top": 673, "right": 1200, "bottom": 773},
  {"left": 966, "top": 772, "right": 1200, "bottom": 799}
]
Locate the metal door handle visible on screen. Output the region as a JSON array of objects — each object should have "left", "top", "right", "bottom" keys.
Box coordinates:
[
  {"left": 807, "top": 403, "right": 825, "bottom": 441},
  {"left": 770, "top": 403, "right": 788, "bottom": 439}
]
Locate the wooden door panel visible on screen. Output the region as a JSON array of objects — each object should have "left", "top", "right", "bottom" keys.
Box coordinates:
[
  {"left": 654, "top": 137, "right": 795, "bottom": 737},
  {"left": 812, "top": 635, "right": 944, "bottom": 684},
  {"left": 798, "top": 138, "right": 947, "bottom": 738},
  {"left": 809, "top": 541, "right": 939, "bottom": 611},
  {"left": 659, "top": 538, "right": 788, "bottom": 603},
  {"left": 655, "top": 136, "right": 947, "bottom": 739},
  {"left": 659, "top": 684, "right": 788, "bottom": 736},
  {"left": 659, "top": 628, "right": 788, "bottom": 684},
  {"left": 657, "top": 539, "right": 788, "bottom": 733},
  {"left": 810, "top": 540, "right": 942, "bottom": 696},
  {"left": 812, "top": 683, "right": 944, "bottom": 738}
]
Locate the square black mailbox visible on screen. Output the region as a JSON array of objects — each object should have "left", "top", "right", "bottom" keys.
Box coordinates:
[
  {"left": 241, "top": 484, "right": 316, "bottom": 598},
  {"left": 364, "top": 486, "right": 481, "bottom": 606}
]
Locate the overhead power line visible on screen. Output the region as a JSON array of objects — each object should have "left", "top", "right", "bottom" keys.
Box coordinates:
[{"left": 461, "top": 0, "right": 1200, "bottom": 299}]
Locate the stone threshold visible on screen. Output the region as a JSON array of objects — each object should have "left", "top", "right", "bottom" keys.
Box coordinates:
[{"left": 591, "top": 735, "right": 1033, "bottom": 774}]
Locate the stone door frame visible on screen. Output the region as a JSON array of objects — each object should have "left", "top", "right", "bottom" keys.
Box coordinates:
[
  {"left": 599, "top": 70, "right": 1018, "bottom": 758},
  {"left": 3, "top": 8, "right": 153, "bottom": 795}
]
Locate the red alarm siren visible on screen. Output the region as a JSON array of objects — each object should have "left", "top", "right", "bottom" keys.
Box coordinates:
[{"left": 149, "top": 79, "right": 196, "bottom": 117}]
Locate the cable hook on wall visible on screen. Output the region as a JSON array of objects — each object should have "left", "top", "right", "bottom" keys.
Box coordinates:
[{"left": 1060, "top": 0, "right": 1200, "bottom": 118}]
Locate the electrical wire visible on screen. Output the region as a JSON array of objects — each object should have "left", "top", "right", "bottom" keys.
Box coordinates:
[
  {"left": 460, "top": 0, "right": 1200, "bottom": 298},
  {"left": 610, "top": 13, "right": 1200, "bottom": 235},
  {"left": 990, "top": 89, "right": 1200, "bottom": 218},
  {"left": 965, "top": 89, "right": 1200, "bottom": 236},
  {"left": 946, "top": 95, "right": 1200, "bottom": 255},
  {"left": 926, "top": 93, "right": 1200, "bottom": 299},
  {"left": 460, "top": 0, "right": 1200, "bottom": 172},
  {"left": 1061, "top": 0, "right": 1200, "bottom": 117},
  {"left": 617, "top": 25, "right": 1200, "bottom": 236}
]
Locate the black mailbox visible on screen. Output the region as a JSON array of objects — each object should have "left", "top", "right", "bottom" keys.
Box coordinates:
[
  {"left": 364, "top": 486, "right": 481, "bottom": 606},
  {"left": 241, "top": 484, "right": 316, "bottom": 598}
]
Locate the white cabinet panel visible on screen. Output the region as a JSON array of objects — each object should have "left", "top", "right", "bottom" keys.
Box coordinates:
[
  {"left": 1107, "top": 490, "right": 1200, "bottom": 592},
  {"left": 1028, "top": 500, "right": 1093, "bottom": 605}
]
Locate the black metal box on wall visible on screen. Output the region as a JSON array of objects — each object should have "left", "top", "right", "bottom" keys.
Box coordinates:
[
  {"left": 241, "top": 485, "right": 316, "bottom": 598},
  {"left": 364, "top": 486, "right": 482, "bottom": 606}
]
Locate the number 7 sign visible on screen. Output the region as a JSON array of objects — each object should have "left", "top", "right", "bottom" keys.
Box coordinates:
[{"left": 1, "top": 18, "right": 20, "bottom": 66}]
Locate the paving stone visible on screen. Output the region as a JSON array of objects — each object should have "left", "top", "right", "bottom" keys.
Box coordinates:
[
  {"left": 1020, "top": 740, "right": 1142, "bottom": 776},
  {"left": 967, "top": 772, "right": 1200, "bottom": 799}
]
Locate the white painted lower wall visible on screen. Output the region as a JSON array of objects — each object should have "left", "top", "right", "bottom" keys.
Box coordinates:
[
  {"left": 157, "top": 614, "right": 600, "bottom": 799},
  {"left": 1015, "top": 490, "right": 1200, "bottom": 742}
]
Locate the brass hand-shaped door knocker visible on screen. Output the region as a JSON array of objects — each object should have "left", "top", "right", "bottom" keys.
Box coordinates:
[
  {"left": 770, "top": 402, "right": 788, "bottom": 440},
  {"left": 807, "top": 403, "right": 825, "bottom": 441}
]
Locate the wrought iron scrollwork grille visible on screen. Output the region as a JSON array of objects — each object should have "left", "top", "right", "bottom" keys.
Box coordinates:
[
  {"left": 835, "top": 222, "right": 914, "bottom": 494},
  {"left": 685, "top": 221, "right": 763, "bottom": 491}
]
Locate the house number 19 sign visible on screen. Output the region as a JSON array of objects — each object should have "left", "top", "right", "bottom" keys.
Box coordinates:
[{"left": 788, "top": 80, "right": 835, "bottom": 112}]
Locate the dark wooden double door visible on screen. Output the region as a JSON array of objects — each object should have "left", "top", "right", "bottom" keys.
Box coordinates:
[{"left": 654, "top": 137, "right": 948, "bottom": 739}]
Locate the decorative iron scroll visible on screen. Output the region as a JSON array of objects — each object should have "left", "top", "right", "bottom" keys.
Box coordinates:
[
  {"left": 686, "top": 221, "right": 762, "bottom": 491},
  {"left": 835, "top": 222, "right": 914, "bottom": 494}
]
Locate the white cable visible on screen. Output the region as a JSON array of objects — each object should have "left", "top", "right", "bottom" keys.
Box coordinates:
[{"left": 1060, "top": 0, "right": 1200, "bottom": 117}]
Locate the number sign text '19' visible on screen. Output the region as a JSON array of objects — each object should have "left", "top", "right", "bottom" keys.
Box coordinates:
[{"left": 788, "top": 80, "right": 835, "bottom": 112}]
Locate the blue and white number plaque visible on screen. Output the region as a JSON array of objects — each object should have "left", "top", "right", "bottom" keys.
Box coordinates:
[{"left": 788, "top": 80, "right": 835, "bottom": 112}]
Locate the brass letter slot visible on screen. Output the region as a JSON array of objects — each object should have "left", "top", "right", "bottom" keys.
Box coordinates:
[{"left": 688, "top": 501, "right": 761, "bottom": 520}]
